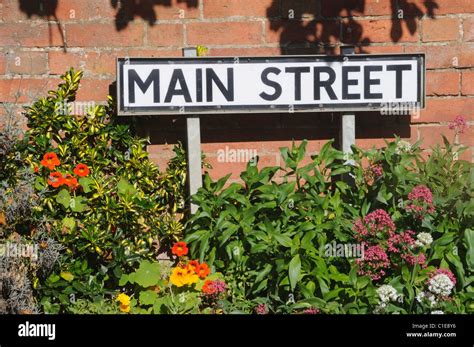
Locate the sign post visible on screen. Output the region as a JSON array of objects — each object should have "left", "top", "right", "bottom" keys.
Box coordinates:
[
  {"left": 340, "top": 46, "right": 356, "bottom": 155},
  {"left": 183, "top": 47, "right": 202, "bottom": 214}
]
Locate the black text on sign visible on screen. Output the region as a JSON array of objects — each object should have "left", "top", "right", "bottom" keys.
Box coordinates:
[{"left": 117, "top": 55, "right": 425, "bottom": 115}]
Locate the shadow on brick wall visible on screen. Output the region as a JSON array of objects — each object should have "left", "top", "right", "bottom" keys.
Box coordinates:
[
  {"left": 267, "top": 0, "right": 438, "bottom": 54},
  {"left": 18, "top": 0, "right": 66, "bottom": 50},
  {"left": 16, "top": 0, "right": 438, "bottom": 152},
  {"left": 111, "top": 0, "right": 198, "bottom": 31},
  {"left": 17, "top": 0, "right": 198, "bottom": 31}
]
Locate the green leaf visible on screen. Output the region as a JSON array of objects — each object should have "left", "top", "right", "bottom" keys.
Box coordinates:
[
  {"left": 401, "top": 265, "right": 410, "bottom": 283},
  {"left": 289, "top": 254, "right": 301, "bottom": 291},
  {"left": 465, "top": 229, "right": 474, "bottom": 271},
  {"left": 349, "top": 266, "right": 357, "bottom": 286},
  {"left": 61, "top": 217, "right": 76, "bottom": 232},
  {"left": 60, "top": 271, "right": 74, "bottom": 282},
  {"left": 376, "top": 190, "right": 388, "bottom": 205},
  {"left": 79, "top": 177, "right": 94, "bottom": 193},
  {"left": 34, "top": 176, "right": 46, "bottom": 191},
  {"left": 255, "top": 264, "right": 272, "bottom": 284},
  {"left": 70, "top": 196, "right": 87, "bottom": 212},
  {"left": 133, "top": 261, "right": 161, "bottom": 287},
  {"left": 139, "top": 290, "right": 158, "bottom": 306},
  {"left": 152, "top": 297, "right": 168, "bottom": 314},
  {"left": 56, "top": 189, "right": 71, "bottom": 208},
  {"left": 117, "top": 178, "right": 136, "bottom": 196},
  {"left": 331, "top": 167, "right": 351, "bottom": 176},
  {"left": 273, "top": 233, "right": 293, "bottom": 248},
  {"left": 356, "top": 276, "right": 370, "bottom": 290},
  {"left": 119, "top": 274, "right": 129, "bottom": 286}
]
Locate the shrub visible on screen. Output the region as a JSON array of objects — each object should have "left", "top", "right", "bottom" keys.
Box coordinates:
[
  {"left": 4, "top": 69, "right": 186, "bottom": 313},
  {"left": 185, "top": 136, "right": 474, "bottom": 314},
  {"left": 0, "top": 109, "right": 63, "bottom": 313}
]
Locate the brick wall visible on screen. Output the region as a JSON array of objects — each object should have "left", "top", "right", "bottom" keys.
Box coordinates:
[{"left": 0, "top": 0, "right": 473, "bottom": 181}]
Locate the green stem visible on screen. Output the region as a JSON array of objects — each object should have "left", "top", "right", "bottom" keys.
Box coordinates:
[{"left": 409, "top": 259, "right": 418, "bottom": 312}]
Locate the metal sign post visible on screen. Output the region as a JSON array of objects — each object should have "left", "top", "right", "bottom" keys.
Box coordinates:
[
  {"left": 340, "top": 46, "right": 356, "bottom": 155},
  {"left": 183, "top": 47, "right": 202, "bottom": 214}
]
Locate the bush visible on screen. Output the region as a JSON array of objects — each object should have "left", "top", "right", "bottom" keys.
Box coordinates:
[
  {"left": 185, "top": 137, "right": 474, "bottom": 314},
  {"left": 2, "top": 69, "right": 186, "bottom": 313}
]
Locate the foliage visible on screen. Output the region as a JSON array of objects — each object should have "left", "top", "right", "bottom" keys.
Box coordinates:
[
  {"left": 118, "top": 242, "right": 228, "bottom": 314},
  {"left": 185, "top": 136, "right": 474, "bottom": 314},
  {"left": 2, "top": 68, "right": 187, "bottom": 313},
  {"left": 37, "top": 258, "right": 114, "bottom": 314}
]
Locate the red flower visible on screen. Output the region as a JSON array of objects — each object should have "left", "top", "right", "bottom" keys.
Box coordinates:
[
  {"left": 202, "top": 280, "right": 217, "bottom": 295},
  {"left": 47, "top": 172, "right": 64, "bottom": 188},
  {"left": 40, "top": 152, "right": 60, "bottom": 170},
  {"left": 172, "top": 242, "right": 188, "bottom": 257},
  {"left": 197, "top": 262, "right": 210, "bottom": 279},
  {"left": 73, "top": 164, "right": 90, "bottom": 177},
  {"left": 34, "top": 166, "right": 39, "bottom": 173},
  {"left": 63, "top": 174, "right": 79, "bottom": 189},
  {"left": 188, "top": 260, "right": 200, "bottom": 274}
]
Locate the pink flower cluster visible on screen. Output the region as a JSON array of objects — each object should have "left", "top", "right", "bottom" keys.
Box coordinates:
[
  {"left": 388, "top": 230, "right": 426, "bottom": 266},
  {"left": 363, "top": 164, "right": 384, "bottom": 185},
  {"left": 354, "top": 209, "right": 396, "bottom": 242},
  {"left": 448, "top": 115, "right": 467, "bottom": 135},
  {"left": 303, "top": 307, "right": 320, "bottom": 314},
  {"left": 204, "top": 279, "right": 227, "bottom": 295},
  {"left": 371, "top": 164, "right": 383, "bottom": 178},
  {"left": 406, "top": 185, "right": 435, "bottom": 218},
  {"left": 388, "top": 229, "right": 415, "bottom": 253},
  {"left": 354, "top": 211, "right": 427, "bottom": 280},
  {"left": 255, "top": 303, "right": 268, "bottom": 315},
  {"left": 408, "top": 185, "right": 434, "bottom": 204},
  {"left": 356, "top": 245, "right": 390, "bottom": 281},
  {"left": 402, "top": 253, "right": 426, "bottom": 267}
]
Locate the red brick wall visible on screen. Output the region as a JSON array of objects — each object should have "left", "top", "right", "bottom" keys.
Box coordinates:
[{"left": 0, "top": 0, "right": 473, "bottom": 180}]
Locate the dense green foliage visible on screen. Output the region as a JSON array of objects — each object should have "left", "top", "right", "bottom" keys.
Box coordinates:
[{"left": 185, "top": 138, "right": 474, "bottom": 313}]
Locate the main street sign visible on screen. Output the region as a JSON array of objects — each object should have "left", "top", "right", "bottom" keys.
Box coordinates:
[{"left": 117, "top": 54, "right": 425, "bottom": 115}]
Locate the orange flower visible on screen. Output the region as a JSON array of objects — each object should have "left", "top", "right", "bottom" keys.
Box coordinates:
[
  {"left": 34, "top": 166, "right": 39, "bottom": 173},
  {"left": 197, "top": 262, "right": 210, "bottom": 279},
  {"left": 47, "top": 172, "right": 64, "bottom": 188},
  {"left": 202, "top": 280, "right": 216, "bottom": 295},
  {"left": 40, "top": 152, "right": 60, "bottom": 170},
  {"left": 73, "top": 164, "right": 90, "bottom": 177},
  {"left": 172, "top": 241, "right": 188, "bottom": 257},
  {"left": 188, "top": 260, "right": 200, "bottom": 274},
  {"left": 63, "top": 174, "right": 79, "bottom": 189}
]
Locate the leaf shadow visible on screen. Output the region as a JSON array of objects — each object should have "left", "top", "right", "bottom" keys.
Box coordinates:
[{"left": 266, "top": 0, "right": 439, "bottom": 55}]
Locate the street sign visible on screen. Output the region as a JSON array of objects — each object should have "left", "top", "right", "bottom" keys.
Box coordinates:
[{"left": 117, "top": 54, "right": 425, "bottom": 116}]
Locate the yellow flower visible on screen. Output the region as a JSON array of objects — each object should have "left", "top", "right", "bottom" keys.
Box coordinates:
[
  {"left": 119, "top": 304, "right": 131, "bottom": 313},
  {"left": 117, "top": 293, "right": 130, "bottom": 305},
  {"left": 170, "top": 266, "right": 199, "bottom": 287},
  {"left": 117, "top": 293, "right": 131, "bottom": 312}
]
